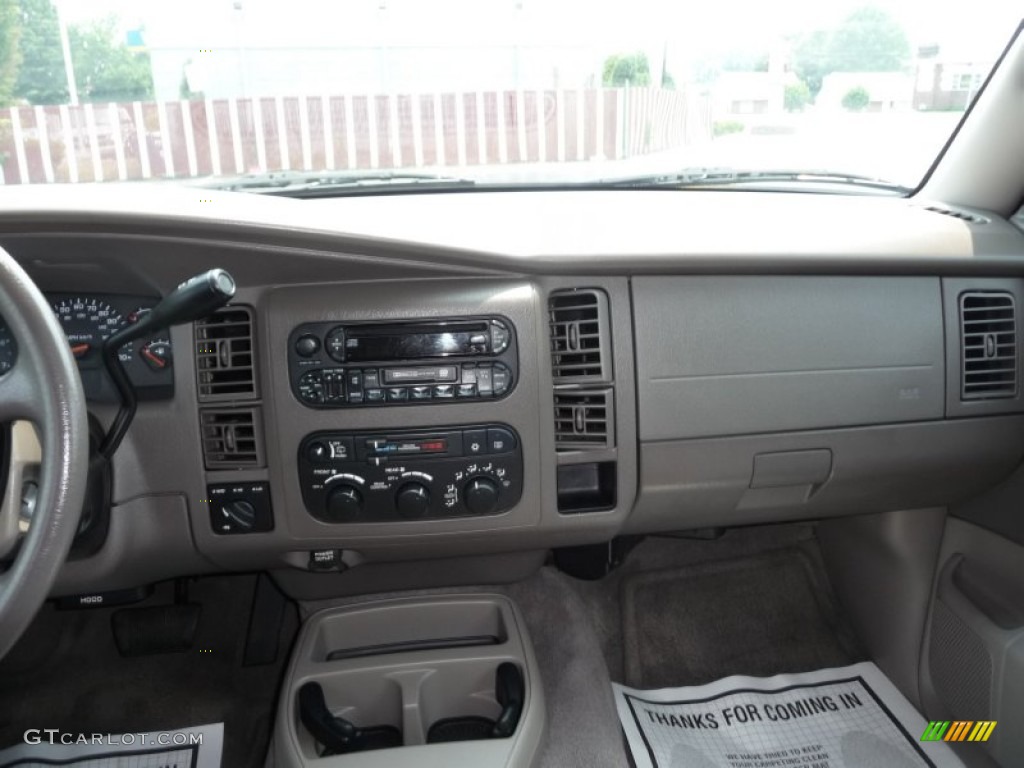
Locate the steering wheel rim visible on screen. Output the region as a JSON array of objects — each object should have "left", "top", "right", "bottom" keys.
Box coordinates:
[{"left": 0, "top": 245, "right": 88, "bottom": 660}]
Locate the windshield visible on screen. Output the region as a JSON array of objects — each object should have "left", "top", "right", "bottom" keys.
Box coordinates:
[{"left": 0, "top": 1, "right": 1019, "bottom": 192}]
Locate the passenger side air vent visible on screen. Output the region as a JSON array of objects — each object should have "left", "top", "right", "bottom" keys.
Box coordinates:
[
  {"left": 960, "top": 292, "right": 1017, "bottom": 400},
  {"left": 554, "top": 389, "right": 614, "bottom": 450},
  {"left": 549, "top": 289, "right": 611, "bottom": 382},
  {"left": 195, "top": 305, "right": 257, "bottom": 401},
  {"left": 200, "top": 407, "right": 265, "bottom": 469}
]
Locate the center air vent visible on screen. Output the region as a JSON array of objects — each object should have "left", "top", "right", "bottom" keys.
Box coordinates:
[
  {"left": 195, "top": 305, "right": 257, "bottom": 401},
  {"left": 549, "top": 289, "right": 611, "bottom": 382},
  {"left": 554, "top": 389, "right": 614, "bottom": 451},
  {"left": 200, "top": 407, "right": 264, "bottom": 468},
  {"left": 960, "top": 292, "right": 1017, "bottom": 401}
]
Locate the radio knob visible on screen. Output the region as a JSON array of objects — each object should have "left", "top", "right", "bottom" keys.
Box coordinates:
[
  {"left": 324, "top": 485, "right": 364, "bottom": 523},
  {"left": 463, "top": 476, "right": 500, "bottom": 516},
  {"left": 395, "top": 483, "right": 431, "bottom": 519}
]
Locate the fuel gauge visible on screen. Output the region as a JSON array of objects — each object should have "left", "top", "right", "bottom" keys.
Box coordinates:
[{"left": 140, "top": 339, "right": 172, "bottom": 371}]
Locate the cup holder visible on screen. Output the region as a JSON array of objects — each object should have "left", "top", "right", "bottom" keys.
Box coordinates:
[{"left": 426, "top": 662, "right": 525, "bottom": 743}]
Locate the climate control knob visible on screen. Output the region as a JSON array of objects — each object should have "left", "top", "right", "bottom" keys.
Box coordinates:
[
  {"left": 324, "top": 485, "right": 364, "bottom": 523},
  {"left": 395, "top": 483, "right": 431, "bottom": 519},
  {"left": 463, "top": 476, "right": 500, "bottom": 516}
]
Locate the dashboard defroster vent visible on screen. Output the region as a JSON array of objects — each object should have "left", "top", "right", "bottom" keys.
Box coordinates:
[
  {"left": 549, "top": 289, "right": 611, "bottom": 382},
  {"left": 195, "top": 305, "right": 257, "bottom": 401},
  {"left": 200, "top": 407, "right": 264, "bottom": 469},
  {"left": 960, "top": 292, "right": 1017, "bottom": 401},
  {"left": 554, "top": 389, "right": 614, "bottom": 451}
]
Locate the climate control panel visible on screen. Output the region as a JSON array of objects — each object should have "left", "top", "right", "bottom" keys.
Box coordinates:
[{"left": 298, "top": 424, "right": 523, "bottom": 524}]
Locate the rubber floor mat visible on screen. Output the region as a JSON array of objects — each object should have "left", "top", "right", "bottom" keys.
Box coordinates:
[{"left": 622, "top": 546, "right": 861, "bottom": 688}]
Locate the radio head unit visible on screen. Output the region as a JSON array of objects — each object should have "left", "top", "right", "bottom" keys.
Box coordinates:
[{"left": 287, "top": 317, "right": 518, "bottom": 408}]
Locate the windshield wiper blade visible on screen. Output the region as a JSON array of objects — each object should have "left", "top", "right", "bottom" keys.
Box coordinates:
[
  {"left": 195, "top": 169, "right": 478, "bottom": 196},
  {"left": 601, "top": 167, "right": 910, "bottom": 194}
]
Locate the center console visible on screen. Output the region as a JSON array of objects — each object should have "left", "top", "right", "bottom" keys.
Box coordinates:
[{"left": 274, "top": 594, "right": 545, "bottom": 768}]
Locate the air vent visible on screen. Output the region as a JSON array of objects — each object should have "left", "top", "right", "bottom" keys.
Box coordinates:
[
  {"left": 924, "top": 205, "right": 989, "bottom": 224},
  {"left": 549, "top": 289, "right": 611, "bottom": 382},
  {"left": 195, "top": 305, "right": 257, "bottom": 401},
  {"left": 554, "top": 389, "right": 614, "bottom": 451},
  {"left": 200, "top": 407, "right": 264, "bottom": 469},
  {"left": 961, "top": 292, "right": 1017, "bottom": 401}
]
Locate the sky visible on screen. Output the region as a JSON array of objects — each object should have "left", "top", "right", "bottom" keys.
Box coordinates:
[{"left": 59, "top": 0, "right": 1021, "bottom": 57}]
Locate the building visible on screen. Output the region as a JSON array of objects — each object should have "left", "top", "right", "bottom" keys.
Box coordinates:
[{"left": 913, "top": 46, "right": 991, "bottom": 111}]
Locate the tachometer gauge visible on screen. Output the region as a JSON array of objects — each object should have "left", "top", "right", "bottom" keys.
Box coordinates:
[
  {"left": 51, "top": 297, "right": 132, "bottom": 365},
  {"left": 0, "top": 317, "right": 17, "bottom": 375}
]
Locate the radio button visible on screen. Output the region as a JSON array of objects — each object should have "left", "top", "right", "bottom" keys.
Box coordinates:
[
  {"left": 475, "top": 366, "right": 493, "bottom": 396},
  {"left": 433, "top": 384, "right": 455, "bottom": 399},
  {"left": 365, "top": 388, "right": 385, "bottom": 402},
  {"left": 491, "top": 321, "right": 511, "bottom": 354},
  {"left": 325, "top": 327, "right": 346, "bottom": 362},
  {"left": 410, "top": 386, "right": 432, "bottom": 400},
  {"left": 492, "top": 364, "right": 512, "bottom": 395},
  {"left": 363, "top": 369, "right": 380, "bottom": 388},
  {"left": 295, "top": 334, "right": 320, "bottom": 357},
  {"left": 387, "top": 387, "right": 409, "bottom": 402},
  {"left": 464, "top": 429, "right": 487, "bottom": 455},
  {"left": 299, "top": 371, "right": 325, "bottom": 404},
  {"left": 457, "top": 383, "right": 477, "bottom": 398},
  {"left": 347, "top": 369, "right": 363, "bottom": 403}
]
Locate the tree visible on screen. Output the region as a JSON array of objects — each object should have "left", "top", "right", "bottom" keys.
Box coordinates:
[
  {"left": 602, "top": 53, "right": 651, "bottom": 87},
  {"left": 0, "top": 0, "right": 20, "bottom": 106},
  {"left": 841, "top": 85, "right": 870, "bottom": 111},
  {"left": 791, "top": 6, "right": 910, "bottom": 98},
  {"left": 784, "top": 81, "right": 811, "bottom": 112},
  {"left": 69, "top": 17, "right": 153, "bottom": 102},
  {"left": 14, "top": 0, "right": 66, "bottom": 104}
]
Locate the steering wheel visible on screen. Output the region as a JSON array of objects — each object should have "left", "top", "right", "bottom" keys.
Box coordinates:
[{"left": 0, "top": 246, "right": 88, "bottom": 660}]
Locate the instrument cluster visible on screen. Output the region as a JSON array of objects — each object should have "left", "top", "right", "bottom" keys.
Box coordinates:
[{"left": 0, "top": 293, "right": 174, "bottom": 401}]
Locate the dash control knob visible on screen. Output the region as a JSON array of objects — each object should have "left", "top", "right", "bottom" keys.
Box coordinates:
[
  {"left": 222, "top": 499, "right": 257, "bottom": 530},
  {"left": 463, "top": 476, "right": 500, "bottom": 515},
  {"left": 395, "top": 483, "right": 431, "bottom": 519},
  {"left": 324, "top": 485, "right": 364, "bottom": 523}
]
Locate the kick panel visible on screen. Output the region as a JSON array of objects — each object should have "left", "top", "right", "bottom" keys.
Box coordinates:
[{"left": 298, "top": 424, "right": 523, "bottom": 523}]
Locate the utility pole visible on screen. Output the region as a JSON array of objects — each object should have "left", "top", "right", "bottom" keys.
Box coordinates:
[{"left": 54, "top": 0, "right": 79, "bottom": 105}]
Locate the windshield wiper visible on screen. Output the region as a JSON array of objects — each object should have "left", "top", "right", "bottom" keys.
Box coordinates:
[
  {"left": 600, "top": 167, "right": 911, "bottom": 195},
  {"left": 195, "top": 169, "right": 478, "bottom": 197}
]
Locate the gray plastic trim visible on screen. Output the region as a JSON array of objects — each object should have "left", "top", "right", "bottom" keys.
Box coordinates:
[
  {"left": 920, "top": 518, "right": 1024, "bottom": 768},
  {"left": 633, "top": 276, "right": 945, "bottom": 441},
  {"left": 628, "top": 416, "right": 1024, "bottom": 533},
  {"left": 274, "top": 594, "right": 544, "bottom": 768}
]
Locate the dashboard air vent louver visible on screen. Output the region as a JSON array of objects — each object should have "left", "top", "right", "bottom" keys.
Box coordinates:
[
  {"left": 960, "top": 292, "right": 1017, "bottom": 401},
  {"left": 924, "top": 205, "right": 989, "bottom": 224},
  {"left": 554, "top": 389, "right": 614, "bottom": 451},
  {"left": 549, "top": 289, "right": 610, "bottom": 382},
  {"left": 200, "top": 407, "right": 264, "bottom": 469},
  {"left": 195, "top": 305, "right": 257, "bottom": 401}
]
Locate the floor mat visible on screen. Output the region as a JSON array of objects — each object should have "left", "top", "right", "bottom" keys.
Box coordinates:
[
  {"left": 613, "top": 662, "right": 965, "bottom": 768},
  {"left": 622, "top": 546, "right": 861, "bottom": 688},
  {"left": 0, "top": 575, "right": 297, "bottom": 768}
]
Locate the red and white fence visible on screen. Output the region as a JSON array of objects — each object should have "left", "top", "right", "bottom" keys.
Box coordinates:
[{"left": 0, "top": 88, "right": 711, "bottom": 185}]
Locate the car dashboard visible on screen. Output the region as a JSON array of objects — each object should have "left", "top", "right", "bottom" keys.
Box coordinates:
[{"left": 3, "top": 185, "right": 1024, "bottom": 598}]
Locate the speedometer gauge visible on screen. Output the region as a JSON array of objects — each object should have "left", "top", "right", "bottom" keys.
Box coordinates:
[
  {"left": 0, "top": 317, "right": 16, "bottom": 375},
  {"left": 51, "top": 297, "right": 132, "bottom": 365}
]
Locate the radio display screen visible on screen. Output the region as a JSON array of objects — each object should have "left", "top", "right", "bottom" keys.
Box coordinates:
[{"left": 344, "top": 322, "right": 488, "bottom": 361}]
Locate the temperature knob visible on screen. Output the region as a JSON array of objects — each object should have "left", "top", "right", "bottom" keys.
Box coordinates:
[
  {"left": 463, "top": 476, "right": 500, "bottom": 515},
  {"left": 324, "top": 485, "right": 364, "bottom": 523},
  {"left": 395, "top": 483, "right": 431, "bottom": 519}
]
